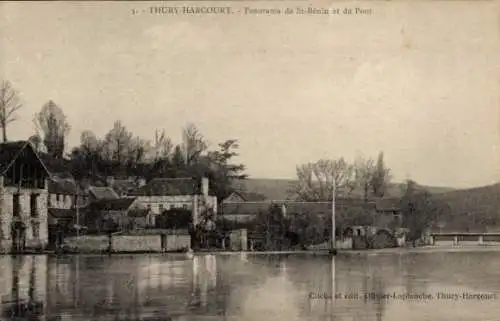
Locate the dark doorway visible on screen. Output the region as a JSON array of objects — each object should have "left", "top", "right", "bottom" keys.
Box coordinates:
[{"left": 11, "top": 221, "right": 26, "bottom": 253}]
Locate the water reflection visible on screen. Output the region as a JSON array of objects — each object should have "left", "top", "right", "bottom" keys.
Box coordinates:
[{"left": 0, "top": 252, "right": 499, "bottom": 320}]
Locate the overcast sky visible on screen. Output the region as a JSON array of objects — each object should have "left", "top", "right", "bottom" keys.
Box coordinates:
[{"left": 1, "top": 1, "right": 499, "bottom": 188}]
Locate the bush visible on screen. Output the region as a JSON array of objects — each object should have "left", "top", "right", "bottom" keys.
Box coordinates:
[{"left": 156, "top": 209, "right": 192, "bottom": 229}]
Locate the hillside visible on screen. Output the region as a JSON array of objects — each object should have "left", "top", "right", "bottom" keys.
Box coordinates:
[
  {"left": 436, "top": 183, "right": 500, "bottom": 220},
  {"left": 232, "top": 178, "right": 456, "bottom": 200}
]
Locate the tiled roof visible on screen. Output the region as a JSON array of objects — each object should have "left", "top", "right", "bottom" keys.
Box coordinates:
[
  {"left": 221, "top": 202, "right": 270, "bottom": 215},
  {"left": 112, "top": 179, "right": 139, "bottom": 195},
  {"left": 129, "top": 178, "right": 198, "bottom": 196},
  {"left": 227, "top": 191, "right": 268, "bottom": 202},
  {"left": 374, "top": 198, "right": 401, "bottom": 211},
  {"left": 0, "top": 141, "right": 50, "bottom": 176},
  {"left": 48, "top": 208, "right": 76, "bottom": 219},
  {"left": 38, "top": 154, "right": 72, "bottom": 177},
  {"left": 88, "top": 198, "right": 137, "bottom": 211},
  {"left": 128, "top": 209, "right": 150, "bottom": 218},
  {"left": 221, "top": 198, "right": 372, "bottom": 216},
  {"left": 88, "top": 186, "right": 119, "bottom": 200},
  {"left": 48, "top": 178, "right": 77, "bottom": 195},
  {"left": 0, "top": 141, "right": 28, "bottom": 174}
]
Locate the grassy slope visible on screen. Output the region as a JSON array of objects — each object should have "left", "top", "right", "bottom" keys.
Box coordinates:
[{"left": 436, "top": 183, "right": 500, "bottom": 217}]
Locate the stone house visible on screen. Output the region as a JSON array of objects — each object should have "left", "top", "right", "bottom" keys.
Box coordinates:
[
  {"left": 38, "top": 154, "right": 89, "bottom": 210},
  {"left": 0, "top": 141, "right": 51, "bottom": 250},
  {"left": 85, "top": 198, "right": 154, "bottom": 232},
  {"left": 129, "top": 177, "right": 217, "bottom": 225},
  {"left": 47, "top": 177, "right": 89, "bottom": 209}
]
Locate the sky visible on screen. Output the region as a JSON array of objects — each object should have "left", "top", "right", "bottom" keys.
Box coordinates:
[{"left": 1, "top": 1, "right": 499, "bottom": 189}]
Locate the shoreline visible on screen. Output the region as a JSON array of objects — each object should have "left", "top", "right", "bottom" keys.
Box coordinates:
[{"left": 2, "top": 245, "right": 500, "bottom": 256}]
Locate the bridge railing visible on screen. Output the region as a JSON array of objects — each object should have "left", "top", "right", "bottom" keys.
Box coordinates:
[{"left": 429, "top": 233, "right": 500, "bottom": 246}]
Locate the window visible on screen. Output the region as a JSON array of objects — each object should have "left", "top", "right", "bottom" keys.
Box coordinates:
[
  {"left": 30, "top": 194, "right": 38, "bottom": 217},
  {"left": 159, "top": 204, "right": 164, "bottom": 213},
  {"left": 182, "top": 204, "right": 188, "bottom": 210},
  {"left": 13, "top": 194, "right": 20, "bottom": 217},
  {"left": 146, "top": 204, "right": 151, "bottom": 210}
]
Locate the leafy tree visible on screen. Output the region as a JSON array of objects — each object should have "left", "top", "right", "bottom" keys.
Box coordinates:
[
  {"left": 206, "top": 139, "right": 247, "bottom": 201},
  {"left": 400, "top": 179, "right": 450, "bottom": 246},
  {"left": 156, "top": 209, "right": 192, "bottom": 229},
  {"left": 171, "top": 145, "right": 187, "bottom": 176},
  {"left": 254, "top": 204, "right": 291, "bottom": 250},
  {"left": 370, "top": 151, "right": 391, "bottom": 197},
  {"left": 35, "top": 100, "right": 70, "bottom": 159},
  {"left": 0, "top": 80, "right": 22, "bottom": 142}
]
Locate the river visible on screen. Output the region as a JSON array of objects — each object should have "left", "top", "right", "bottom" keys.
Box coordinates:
[{"left": 0, "top": 250, "right": 499, "bottom": 320}]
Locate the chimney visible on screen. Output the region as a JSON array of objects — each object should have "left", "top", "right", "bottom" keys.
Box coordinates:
[{"left": 201, "top": 177, "right": 209, "bottom": 197}]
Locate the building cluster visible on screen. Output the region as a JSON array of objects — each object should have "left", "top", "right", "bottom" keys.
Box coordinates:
[
  {"left": 0, "top": 140, "right": 403, "bottom": 252},
  {"left": 0, "top": 141, "right": 217, "bottom": 251}
]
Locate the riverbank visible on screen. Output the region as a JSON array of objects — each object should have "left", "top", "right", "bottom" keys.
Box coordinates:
[{"left": 3, "top": 244, "right": 500, "bottom": 256}]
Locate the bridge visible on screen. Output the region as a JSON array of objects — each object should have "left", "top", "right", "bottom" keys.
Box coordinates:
[{"left": 429, "top": 232, "right": 500, "bottom": 246}]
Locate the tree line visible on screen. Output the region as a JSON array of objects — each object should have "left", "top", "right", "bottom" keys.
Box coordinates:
[
  {"left": 291, "top": 152, "right": 391, "bottom": 202},
  {"left": 0, "top": 80, "right": 247, "bottom": 202},
  {"left": 0, "top": 79, "right": 466, "bottom": 243}
]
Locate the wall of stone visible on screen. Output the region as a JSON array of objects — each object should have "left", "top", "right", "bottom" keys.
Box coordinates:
[
  {"left": 112, "top": 235, "right": 162, "bottom": 252},
  {"left": 36, "top": 189, "right": 49, "bottom": 246},
  {"left": 65, "top": 235, "right": 109, "bottom": 251},
  {"left": 230, "top": 229, "right": 248, "bottom": 251},
  {"left": 49, "top": 193, "right": 73, "bottom": 209},
  {"left": 165, "top": 234, "right": 191, "bottom": 251},
  {"left": 65, "top": 234, "right": 190, "bottom": 252},
  {"left": 134, "top": 195, "right": 218, "bottom": 216},
  {"left": 1, "top": 184, "right": 49, "bottom": 248},
  {"left": 0, "top": 190, "right": 13, "bottom": 242}
]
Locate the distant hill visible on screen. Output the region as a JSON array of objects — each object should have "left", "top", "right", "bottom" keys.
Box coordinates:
[
  {"left": 232, "top": 178, "right": 456, "bottom": 200},
  {"left": 435, "top": 183, "right": 500, "bottom": 224},
  {"left": 232, "top": 178, "right": 500, "bottom": 230}
]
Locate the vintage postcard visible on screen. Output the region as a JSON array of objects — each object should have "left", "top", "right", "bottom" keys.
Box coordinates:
[{"left": 0, "top": 0, "right": 499, "bottom": 320}]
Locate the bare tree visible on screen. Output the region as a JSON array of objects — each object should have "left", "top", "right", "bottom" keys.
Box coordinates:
[
  {"left": 153, "top": 129, "right": 173, "bottom": 160},
  {"left": 28, "top": 134, "right": 43, "bottom": 152},
  {"left": 35, "top": 100, "right": 71, "bottom": 158},
  {"left": 293, "top": 158, "right": 356, "bottom": 201},
  {"left": 127, "top": 136, "right": 151, "bottom": 165},
  {"left": 80, "top": 130, "right": 100, "bottom": 153},
  {"left": 102, "top": 120, "right": 133, "bottom": 164},
  {"left": 182, "top": 123, "right": 207, "bottom": 166},
  {"left": 0, "top": 81, "right": 22, "bottom": 142}
]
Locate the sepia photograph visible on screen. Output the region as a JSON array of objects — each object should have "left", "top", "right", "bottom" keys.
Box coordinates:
[{"left": 0, "top": 0, "right": 499, "bottom": 320}]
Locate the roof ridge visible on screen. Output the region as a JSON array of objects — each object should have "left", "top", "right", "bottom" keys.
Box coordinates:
[{"left": 151, "top": 177, "right": 195, "bottom": 181}]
